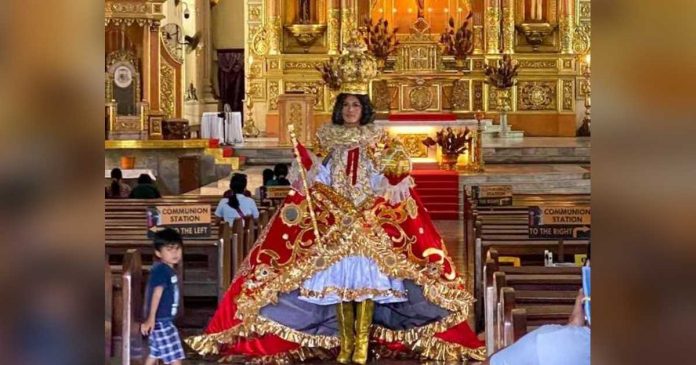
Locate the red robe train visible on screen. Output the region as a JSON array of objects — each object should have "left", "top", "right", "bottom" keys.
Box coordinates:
[{"left": 186, "top": 181, "right": 485, "bottom": 363}]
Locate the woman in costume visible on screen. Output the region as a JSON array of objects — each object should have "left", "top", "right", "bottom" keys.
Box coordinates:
[{"left": 186, "top": 32, "right": 485, "bottom": 364}]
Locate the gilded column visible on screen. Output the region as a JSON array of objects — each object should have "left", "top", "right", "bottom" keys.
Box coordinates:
[
  {"left": 267, "top": 0, "right": 281, "bottom": 55},
  {"left": 149, "top": 22, "right": 161, "bottom": 111},
  {"left": 142, "top": 22, "right": 151, "bottom": 102},
  {"left": 501, "top": 0, "right": 514, "bottom": 53},
  {"left": 198, "top": 0, "right": 217, "bottom": 106},
  {"left": 327, "top": 0, "right": 341, "bottom": 55},
  {"left": 559, "top": 0, "right": 575, "bottom": 54},
  {"left": 473, "top": 13, "right": 484, "bottom": 54},
  {"left": 341, "top": 0, "right": 357, "bottom": 49},
  {"left": 485, "top": 0, "right": 501, "bottom": 54}
]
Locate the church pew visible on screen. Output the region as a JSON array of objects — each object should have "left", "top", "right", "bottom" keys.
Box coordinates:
[
  {"left": 485, "top": 260, "right": 581, "bottom": 351},
  {"left": 110, "top": 249, "right": 145, "bottom": 365},
  {"left": 107, "top": 240, "right": 216, "bottom": 299},
  {"left": 105, "top": 259, "right": 113, "bottom": 363}
]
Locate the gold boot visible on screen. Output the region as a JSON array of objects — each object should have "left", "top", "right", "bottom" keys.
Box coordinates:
[
  {"left": 352, "top": 299, "right": 374, "bottom": 364},
  {"left": 336, "top": 301, "right": 355, "bottom": 364}
]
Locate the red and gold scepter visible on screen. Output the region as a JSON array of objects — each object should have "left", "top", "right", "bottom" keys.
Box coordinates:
[{"left": 288, "top": 124, "right": 321, "bottom": 245}]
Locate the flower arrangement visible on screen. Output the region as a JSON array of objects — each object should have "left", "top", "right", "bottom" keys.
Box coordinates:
[
  {"left": 362, "top": 16, "right": 400, "bottom": 65},
  {"left": 422, "top": 127, "right": 471, "bottom": 156},
  {"left": 439, "top": 12, "right": 474, "bottom": 61},
  {"left": 484, "top": 53, "right": 520, "bottom": 89},
  {"left": 315, "top": 58, "right": 341, "bottom": 91}
]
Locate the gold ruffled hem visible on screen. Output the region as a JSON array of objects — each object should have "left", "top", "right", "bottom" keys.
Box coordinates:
[
  {"left": 299, "top": 286, "right": 408, "bottom": 301},
  {"left": 186, "top": 311, "right": 487, "bottom": 362}
]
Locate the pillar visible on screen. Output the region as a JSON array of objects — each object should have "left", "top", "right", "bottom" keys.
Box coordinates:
[{"left": 485, "top": 0, "right": 501, "bottom": 54}]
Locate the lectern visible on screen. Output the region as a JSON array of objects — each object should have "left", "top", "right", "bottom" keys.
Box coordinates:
[{"left": 277, "top": 93, "right": 314, "bottom": 146}]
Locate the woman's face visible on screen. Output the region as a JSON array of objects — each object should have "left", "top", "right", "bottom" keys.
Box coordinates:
[{"left": 341, "top": 95, "right": 362, "bottom": 127}]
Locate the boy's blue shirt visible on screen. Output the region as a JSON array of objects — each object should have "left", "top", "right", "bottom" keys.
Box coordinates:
[{"left": 145, "top": 261, "right": 179, "bottom": 322}]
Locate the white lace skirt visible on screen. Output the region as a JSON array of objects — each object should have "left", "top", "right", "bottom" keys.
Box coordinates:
[{"left": 298, "top": 256, "right": 408, "bottom": 305}]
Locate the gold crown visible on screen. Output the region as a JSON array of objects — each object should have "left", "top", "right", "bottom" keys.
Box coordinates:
[{"left": 336, "top": 30, "right": 377, "bottom": 95}]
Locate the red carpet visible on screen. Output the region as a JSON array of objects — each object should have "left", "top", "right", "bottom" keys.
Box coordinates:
[{"left": 411, "top": 170, "right": 459, "bottom": 220}]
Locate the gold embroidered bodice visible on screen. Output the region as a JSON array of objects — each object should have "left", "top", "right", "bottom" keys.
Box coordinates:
[{"left": 315, "top": 124, "right": 385, "bottom": 206}]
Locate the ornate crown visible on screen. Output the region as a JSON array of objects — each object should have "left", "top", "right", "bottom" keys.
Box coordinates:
[{"left": 336, "top": 30, "right": 378, "bottom": 95}]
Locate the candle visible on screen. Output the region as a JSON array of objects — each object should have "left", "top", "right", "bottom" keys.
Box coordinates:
[
  {"left": 140, "top": 103, "right": 145, "bottom": 131},
  {"left": 444, "top": 8, "right": 449, "bottom": 28},
  {"left": 457, "top": 7, "right": 463, "bottom": 28}
]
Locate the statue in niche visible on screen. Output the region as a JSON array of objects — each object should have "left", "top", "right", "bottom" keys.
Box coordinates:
[
  {"left": 416, "top": 0, "right": 425, "bottom": 19},
  {"left": 524, "top": 0, "right": 545, "bottom": 22},
  {"left": 299, "top": 0, "right": 311, "bottom": 24}
]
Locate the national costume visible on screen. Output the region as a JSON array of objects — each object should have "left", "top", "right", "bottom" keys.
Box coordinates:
[{"left": 186, "top": 31, "right": 485, "bottom": 364}]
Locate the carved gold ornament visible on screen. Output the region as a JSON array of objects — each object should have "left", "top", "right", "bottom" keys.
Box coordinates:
[
  {"left": 372, "top": 80, "right": 391, "bottom": 111},
  {"left": 251, "top": 26, "right": 269, "bottom": 56},
  {"left": 396, "top": 134, "right": 429, "bottom": 158},
  {"left": 518, "top": 59, "right": 557, "bottom": 69},
  {"left": 518, "top": 81, "right": 556, "bottom": 111},
  {"left": 562, "top": 79, "right": 574, "bottom": 111},
  {"left": 409, "top": 86, "right": 433, "bottom": 111},
  {"left": 451, "top": 79, "right": 469, "bottom": 111},
  {"left": 268, "top": 80, "right": 280, "bottom": 110},
  {"left": 160, "top": 63, "right": 175, "bottom": 117}
]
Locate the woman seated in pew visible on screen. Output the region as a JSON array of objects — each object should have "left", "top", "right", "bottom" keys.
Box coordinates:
[
  {"left": 267, "top": 163, "right": 291, "bottom": 186},
  {"left": 129, "top": 174, "right": 161, "bottom": 199},
  {"left": 482, "top": 288, "right": 590, "bottom": 365},
  {"left": 215, "top": 173, "right": 259, "bottom": 225},
  {"left": 105, "top": 168, "right": 131, "bottom": 199},
  {"left": 254, "top": 168, "right": 275, "bottom": 201}
]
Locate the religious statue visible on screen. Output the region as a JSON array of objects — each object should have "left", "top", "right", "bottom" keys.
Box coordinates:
[
  {"left": 185, "top": 32, "right": 486, "bottom": 365},
  {"left": 299, "top": 0, "right": 311, "bottom": 24},
  {"left": 525, "top": 0, "right": 545, "bottom": 22},
  {"left": 416, "top": 0, "right": 425, "bottom": 19}
]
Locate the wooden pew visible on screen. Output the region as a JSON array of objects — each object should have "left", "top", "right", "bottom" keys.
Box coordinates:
[
  {"left": 483, "top": 250, "right": 581, "bottom": 352},
  {"left": 105, "top": 259, "right": 112, "bottom": 363},
  {"left": 115, "top": 249, "right": 146, "bottom": 365},
  {"left": 469, "top": 193, "right": 589, "bottom": 332}
]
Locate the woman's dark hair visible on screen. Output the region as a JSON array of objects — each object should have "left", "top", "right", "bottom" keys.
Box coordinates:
[
  {"left": 262, "top": 169, "right": 275, "bottom": 186},
  {"left": 273, "top": 163, "right": 288, "bottom": 178},
  {"left": 226, "top": 173, "right": 248, "bottom": 210},
  {"left": 137, "top": 174, "right": 153, "bottom": 184},
  {"left": 331, "top": 93, "right": 375, "bottom": 126},
  {"left": 110, "top": 168, "right": 123, "bottom": 197}
]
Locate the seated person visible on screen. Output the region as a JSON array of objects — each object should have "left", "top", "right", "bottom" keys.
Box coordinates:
[
  {"left": 215, "top": 173, "right": 259, "bottom": 225},
  {"left": 254, "top": 168, "right": 275, "bottom": 200},
  {"left": 106, "top": 168, "right": 131, "bottom": 199},
  {"left": 267, "top": 163, "right": 290, "bottom": 186},
  {"left": 129, "top": 174, "right": 162, "bottom": 199},
  {"left": 483, "top": 289, "right": 590, "bottom": 365}
]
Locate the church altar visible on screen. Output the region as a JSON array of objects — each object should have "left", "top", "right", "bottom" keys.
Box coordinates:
[{"left": 245, "top": 0, "right": 590, "bottom": 138}]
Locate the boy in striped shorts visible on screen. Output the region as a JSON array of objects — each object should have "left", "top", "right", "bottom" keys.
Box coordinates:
[{"left": 140, "top": 228, "right": 185, "bottom": 365}]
